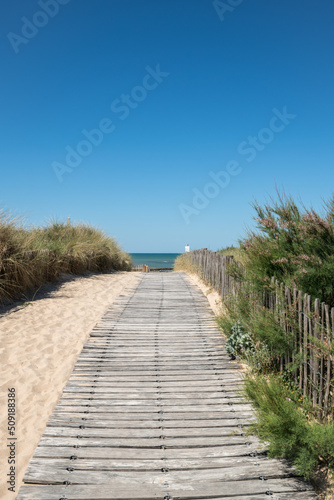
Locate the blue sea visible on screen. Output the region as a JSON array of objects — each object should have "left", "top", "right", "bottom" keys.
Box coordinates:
[{"left": 130, "top": 253, "right": 181, "bottom": 269}]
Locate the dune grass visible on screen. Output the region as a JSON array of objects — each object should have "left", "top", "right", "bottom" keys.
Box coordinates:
[
  {"left": 173, "top": 253, "right": 197, "bottom": 273},
  {"left": 0, "top": 210, "right": 131, "bottom": 303}
]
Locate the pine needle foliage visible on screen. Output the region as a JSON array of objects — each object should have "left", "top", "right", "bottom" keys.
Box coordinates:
[
  {"left": 241, "top": 192, "right": 334, "bottom": 305},
  {"left": 244, "top": 373, "right": 334, "bottom": 479}
]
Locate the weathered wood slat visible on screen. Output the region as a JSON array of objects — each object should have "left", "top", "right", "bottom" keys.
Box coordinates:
[
  {"left": 52, "top": 410, "right": 255, "bottom": 421},
  {"left": 61, "top": 381, "right": 244, "bottom": 390},
  {"left": 47, "top": 417, "right": 254, "bottom": 428},
  {"left": 24, "top": 455, "right": 278, "bottom": 472},
  {"left": 65, "top": 382, "right": 243, "bottom": 390},
  {"left": 38, "top": 435, "right": 254, "bottom": 448},
  {"left": 43, "top": 426, "right": 250, "bottom": 438},
  {"left": 64, "top": 376, "right": 240, "bottom": 382},
  {"left": 24, "top": 461, "right": 289, "bottom": 484},
  {"left": 59, "top": 394, "right": 246, "bottom": 404},
  {"left": 32, "top": 444, "right": 261, "bottom": 460},
  {"left": 60, "top": 394, "right": 244, "bottom": 403},
  {"left": 52, "top": 406, "right": 254, "bottom": 416}
]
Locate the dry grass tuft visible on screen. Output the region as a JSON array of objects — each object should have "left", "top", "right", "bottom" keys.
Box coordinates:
[{"left": 173, "top": 253, "right": 197, "bottom": 273}]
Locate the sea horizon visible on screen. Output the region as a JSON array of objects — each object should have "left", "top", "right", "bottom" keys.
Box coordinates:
[{"left": 130, "top": 253, "right": 181, "bottom": 269}]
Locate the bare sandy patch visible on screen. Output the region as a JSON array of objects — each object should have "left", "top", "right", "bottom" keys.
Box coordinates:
[{"left": 0, "top": 271, "right": 141, "bottom": 500}]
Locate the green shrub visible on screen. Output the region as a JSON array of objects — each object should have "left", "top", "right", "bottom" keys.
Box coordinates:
[
  {"left": 224, "top": 321, "right": 277, "bottom": 372},
  {"left": 241, "top": 192, "right": 334, "bottom": 305},
  {"left": 220, "top": 280, "right": 294, "bottom": 367},
  {"left": 244, "top": 342, "right": 274, "bottom": 372},
  {"left": 244, "top": 373, "right": 334, "bottom": 479}
]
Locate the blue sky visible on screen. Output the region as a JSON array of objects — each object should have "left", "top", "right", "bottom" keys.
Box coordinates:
[{"left": 1, "top": 0, "right": 334, "bottom": 252}]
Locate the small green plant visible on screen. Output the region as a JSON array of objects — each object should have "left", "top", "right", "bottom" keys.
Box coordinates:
[
  {"left": 225, "top": 322, "right": 254, "bottom": 359},
  {"left": 21, "top": 286, "right": 42, "bottom": 308},
  {"left": 244, "top": 342, "right": 274, "bottom": 372}
]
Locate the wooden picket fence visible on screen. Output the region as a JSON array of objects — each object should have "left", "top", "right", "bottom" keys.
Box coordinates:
[
  {"left": 188, "top": 249, "right": 334, "bottom": 418},
  {"left": 189, "top": 249, "right": 237, "bottom": 299}
]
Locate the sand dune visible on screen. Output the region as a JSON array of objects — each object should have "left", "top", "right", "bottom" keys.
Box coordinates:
[{"left": 0, "top": 271, "right": 141, "bottom": 500}]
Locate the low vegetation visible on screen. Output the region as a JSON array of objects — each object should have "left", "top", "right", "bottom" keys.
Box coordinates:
[
  {"left": 174, "top": 253, "right": 197, "bottom": 274},
  {"left": 217, "top": 245, "right": 244, "bottom": 263},
  {"left": 244, "top": 373, "right": 334, "bottom": 480},
  {"left": 0, "top": 209, "right": 131, "bottom": 302}
]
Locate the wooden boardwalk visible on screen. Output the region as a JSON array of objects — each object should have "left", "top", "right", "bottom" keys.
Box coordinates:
[{"left": 17, "top": 273, "right": 317, "bottom": 499}]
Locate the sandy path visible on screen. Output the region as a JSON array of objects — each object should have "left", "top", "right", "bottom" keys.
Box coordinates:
[{"left": 0, "top": 271, "right": 141, "bottom": 500}]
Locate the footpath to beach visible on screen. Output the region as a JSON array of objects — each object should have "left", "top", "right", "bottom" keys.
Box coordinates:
[{"left": 16, "top": 272, "right": 316, "bottom": 499}]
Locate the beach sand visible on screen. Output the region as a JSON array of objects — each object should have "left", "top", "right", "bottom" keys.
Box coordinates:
[{"left": 0, "top": 271, "right": 141, "bottom": 500}]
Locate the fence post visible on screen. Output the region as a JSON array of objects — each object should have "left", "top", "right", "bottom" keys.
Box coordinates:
[
  {"left": 313, "top": 299, "right": 320, "bottom": 408},
  {"left": 323, "top": 305, "right": 331, "bottom": 412},
  {"left": 298, "top": 290, "right": 303, "bottom": 391}
]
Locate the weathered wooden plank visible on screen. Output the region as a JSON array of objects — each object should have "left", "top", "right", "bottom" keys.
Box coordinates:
[
  {"left": 52, "top": 410, "right": 255, "bottom": 421},
  {"left": 67, "top": 379, "right": 243, "bottom": 386},
  {"left": 37, "top": 434, "right": 255, "bottom": 448},
  {"left": 55, "top": 405, "right": 253, "bottom": 414},
  {"left": 59, "top": 395, "right": 247, "bottom": 406},
  {"left": 59, "top": 397, "right": 246, "bottom": 407},
  {"left": 67, "top": 383, "right": 243, "bottom": 391},
  {"left": 60, "top": 392, "right": 244, "bottom": 401},
  {"left": 24, "top": 461, "right": 289, "bottom": 484},
  {"left": 70, "top": 369, "right": 242, "bottom": 376},
  {"left": 47, "top": 417, "right": 254, "bottom": 428},
  {"left": 71, "top": 367, "right": 232, "bottom": 374},
  {"left": 43, "top": 426, "right": 249, "bottom": 438},
  {"left": 26, "top": 455, "right": 268, "bottom": 472},
  {"left": 63, "top": 384, "right": 243, "bottom": 393},
  {"left": 32, "top": 444, "right": 261, "bottom": 459}
]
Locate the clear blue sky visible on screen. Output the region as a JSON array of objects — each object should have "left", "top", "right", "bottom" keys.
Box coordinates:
[{"left": 1, "top": 0, "right": 334, "bottom": 252}]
